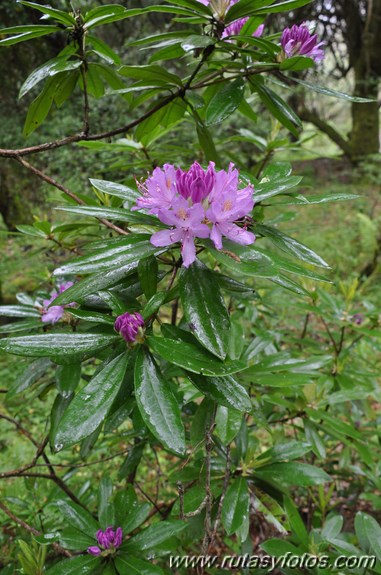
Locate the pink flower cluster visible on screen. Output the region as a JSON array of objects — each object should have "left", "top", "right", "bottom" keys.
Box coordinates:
[
  {"left": 88, "top": 526, "right": 123, "bottom": 556},
  {"left": 198, "top": 0, "right": 264, "bottom": 39},
  {"left": 40, "top": 281, "right": 75, "bottom": 324},
  {"left": 281, "top": 24, "right": 325, "bottom": 63},
  {"left": 134, "top": 162, "right": 255, "bottom": 267}
]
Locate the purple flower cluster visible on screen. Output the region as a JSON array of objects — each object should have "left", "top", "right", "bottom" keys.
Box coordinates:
[
  {"left": 134, "top": 162, "right": 255, "bottom": 267},
  {"left": 88, "top": 527, "right": 123, "bottom": 556},
  {"left": 197, "top": 0, "right": 264, "bottom": 39},
  {"left": 281, "top": 24, "right": 325, "bottom": 63},
  {"left": 40, "top": 282, "right": 75, "bottom": 324},
  {"left": 114, "top": 312, "right": 145, "bottom": 343}
]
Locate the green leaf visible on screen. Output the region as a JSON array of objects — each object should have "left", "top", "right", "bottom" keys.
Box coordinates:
[
  {"left": 257, "top": 441, "right": 311, "bottom": 463},
  {"left": 115, "top": 556, "right": 164, "bottom": 575},
  {"left": 215, "top": 406, "right": 242, "bottom": 443},
  {"left": 280, "top": 56, "right": 314, "bottom": 71},
  {"left": 89, "top": 178, "right": 140, "bottom": 202},
  {"left": 55, "top": 499, "right": 99, "bottom": 535},
  {"left": 84, "top": 5, "right": 131, "bottom": 29},
  {"left": 250, "top": 76, "right": 302, "bottom": 137},
  {"left": 127, "top": 520, "right": 187, "bottom": 551},
  {"left": 55, "top": 205, "right": 158, "bottom": 227},
  {"left": 56, "top": 363, "right": 81, "bottom": 396},
  {"left": 355, "top": 512, "right": 381, "bottom": 560},
  {"left": 88, "top": 34, "right": 120, "bottom": 65},
  {"left": 54, "top": 352, "right": 129, "bottom": 449},
  {"left": 53, "top": 70, "right": 79, "bottom": 108},
  {"left": 23, "top": 77, "right": 57, "bottom": 137},
  {"left": 0, "top": 25, "right": 60, "bottom": 46},
  {"left": 222, "top": 477, "right": 250, "bottom": 535},
  {"left": 284, "top": 496, "right": 309, "bottom": 548},
  {"left": 19, "top": 58, "right": 82, "bottom": 99},
  {"left": 18, "top": 1, "right": 76, "bottom": 25},
  {"left": 196, "top": 122, "right": 220, "bottom": 163},
  {"left": 256, "top": 224, "right": 330, "bottom": 268},
  {"left": 119, "top": 64, "right": 182, "bottom": 87},
  {"left": 179, "top": 260, "right": 230, "bottom": 359},
  {"left": 134, "top": 348, "right": 185, "bottom": 455},
  {"left": 0, "top": 333, "right": 118, "bottom": 361},
  {"left": 147, "top": 335, "right": 245, "bottom": 376},
  {"left": 291, "top": 77, "right": 377, "bottom": 103},
  {"left": 45, "top": 555, "right": 99, "bottom": 575},
  {"left": 321, "top": 513, "right": 344, "bottom": 541},
  {"left": 53, "top": 235, "right": 158, "bottom": 276},
  {"left": 205, "top": 78, "right": 245, "bottom": 125},
  {"left": 138, "top": 256, "right": 158, "bottom": 300},
  {"left": 98, "top": 477, "right": 114, "bottom": 529},
  {"left": 0, "top": 305, "right": 39, "bottom": 318},
  {"left": 7, "top": 358, "right": 51, "bottom": 397},
  {"left": 255, "top": 462, "right": 331, "bottom": 487},
  {"left": 189, "top": 374, "right": 251, "bottom": 412},
  {"left": 181, "top": 34, "right": 214, "bottom": 51}
]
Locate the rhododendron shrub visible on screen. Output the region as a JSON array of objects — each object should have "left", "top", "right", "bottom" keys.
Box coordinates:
[{"left": 0, "top": 1, "right": 374, "bottom": 573}]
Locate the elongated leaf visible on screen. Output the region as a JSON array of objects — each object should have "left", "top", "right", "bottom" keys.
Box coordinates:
[
  {"left": 134, "top": 349, "right": 185, "bottom": 455},
  {"left": 147, "top": 335, "right": 245, "bottom": 376},
  {"left": 250, "top": 76, "right": 302, "bottom": 137},
  {"left": 355, "top": 512, "right": 381, "bottom": 559},
  {"left": 54, "top": 499, "right": 99, "bottom": 535},
  {"left": 291, "top": 77, "right": 376, "bottom": 103},
  {"left": 18, "top": 1, "right": 76, "bottom": 25},
  {"left": 90, "top": 178, "right": 140, "bottom": 202},
  {"left": 127, "top": 520, "right": 187, "bottom": 551},
  {"left": 180, "top": 260, "right": 230, "bottom": 359},
  {"left": 0, "top": 305, "right": 39, "bottom": 318},
  {"left": 56, "top": 205, "right": 158, "bottom": 226},
  {"left": 98, "top": 478, "right": 114, "bottom": 529},
  {"left": 256, "top": 224, "right": 330, "bottom": 268},
  {"left": 138, "top": 256, "right": 158, "bottom": 300},
  {"left": 45, "top": 555, "right": 99, "bottom": 575},
  {"left": 222, "top": 477, "right": 250, "bottom": 535},
  {"left": 88, "top": 34, "right": 121, "bottom": 65},
  {"left": 0, "top": 333, "right": 118, "bottom": 360},
  {"left": 23, "top": 76, "right": 57, "bottom": 137},
  {"left": 206, "top": 78, "right": 245, "bottom": 125},
  {"left": 7, "top": 358, "right": 51, "bottom": 397},
  {"left": 255, "top": 462, "right": 331, "bottom": 487},
  {"left": 215, "top": 406, "right": 242, "bottom": 443},
  {"left": 54, "top": 352, "right": 129, "bottom": 449},
  {"left": 115, "top": 556, "right": 164, "bottom": 575},
  {"left": 284, "top": 496, "right": 309, "bottom": 548},
  {"left": 0, "top": 26, "right": 59, "bottom": 46},
  {"left": 19, "top": 58, "right": 82, "bottom": 99},
  {"left": 119, "top": 64, "right": 182, "bottom": 87},
  {"left": 189, "top": 374, "right": 251, "bottom": 411}
]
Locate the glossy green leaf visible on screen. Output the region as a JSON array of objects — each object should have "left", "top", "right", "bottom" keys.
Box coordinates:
[
  {"left": 284, "top": 496, "right": 309, "bottom": 548},
  {"left": 180, "top": 260, "right": 230, "bottom": 359},
  {"left": 119, "top": 64, "right": 182, "bottom": 86},
  {"left": 321, "top": 513, "right": 344, "bottom": 541},
  {"left": 56, "top": 363, "right": 81, "bottom": 396},
  {"left": 147, "top": 335, "right": 245, "bottom": 376},
  {"left": 215, "top": 406, "right": 242, "bottom": 443},
  {"left": 280, "top": 56, "right": 314, "bottom": 71},
  {"left": 54, "top": 499, "right": 99, "bottom": 535},
  {"left": 54, "top": 70, "right": 79, "bottom": 108},
  {"left": 88, "top": 34, "right": 120, "bottom": 65},
  {"left": 56, "top": 205, "right": 158, "bottom": 226},
  {"left": 134, "top": 348, "right": 185, "bottom": 455},
  {"left": 98, "top": 477, "right": 114, "bottom": 529},
  {"left": 138, "top": 256, "right": 158, "bottom": 300},
  {"left": 292, "top": 77, "right": 376, "bottom": 103},
  {"left": 255, "top": 462, "right": 331, "bottom": 487},
  {"left": 54, "top": 352, "right": 129, "bottom": 449},
  {"left": 114, "top": 556, "right": 164, "bottom": 575},
  {"left": 196, "top": 122, "right": 220, "bottom": 163},
  {"left": 250, "top": 77, "right": 302, "bottom": 137},
  {"left": 0, "top": 25, "right": 60, "bottom": 46},
  {"left": 355, "top": 512, "right": 381, "bottom": 560},
  {"left": 19, "top": 58, "right": 82, "bottom": 99},
  {"left": 18, "top": 1, "right": 76, "bottom": 25},
  {"left": 257, "top": 441, "right": 311, "bottom": 463},
  {"left": 189, "top": 374, "right": 251, "bottom": 411},
  {"left": 0, "top": 305, "right": 39, "bottom": 318},
  {"left": 0, "top": 333, "right": 118, "bottom": 360},
  {"left": 222, "top": 477, "right": 250, "bottom": 535},
  {"left": 7, "top": 358, "right": 51, "bottom": 397},
  {"left": 127, "top": 520, "right": 187, "bottom": 551},
  {"left": 205, "top": 79, "right": 245, "bottom": 125},
  {"left": 45, "top": 555, "right": 99, "bottom": 575},
  {"left": 23, "top": 76, "right": 56, "bottom": 137}
]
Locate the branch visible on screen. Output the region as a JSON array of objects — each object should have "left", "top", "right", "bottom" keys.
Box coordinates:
[
  {"left": 0, "top": 501, "right": 71, "bottom": 557},
  {"left": 15, "top": 156, "right": 129, "bottom": 236}
]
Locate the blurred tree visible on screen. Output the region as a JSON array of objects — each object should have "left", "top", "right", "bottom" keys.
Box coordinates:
[{"left": 278, "top": 0, "right": 381, "bottom": 160}]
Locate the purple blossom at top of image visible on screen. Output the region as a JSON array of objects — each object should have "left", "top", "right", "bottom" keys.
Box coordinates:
[
  {"left": 114, "top": 312, "right": 145, "bottom": 343},
  {"left": 134, "top": 162, "right": 255, "bottom": 267},
  {"left": 197, "top": 0, "right": 265, "bottom": 39},
  {"left": 40, "top": 281, "right": 75, "bottom": 324},
  {"left": 88, "top": 526, "right": 123, "bottom": 556},
  {"left": 281, "top": 23, "right": 325, "bottom": 63}
]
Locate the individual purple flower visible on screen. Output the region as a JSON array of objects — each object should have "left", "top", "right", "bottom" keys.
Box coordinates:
[
  {"left": 223, "top": 20, "right": 264, "bottom": 39},
  {"left": 151, "top": 198, "right": 210, "bottom": 267},
  {"left": 281, "top": 23, "right": 325, "bottom": 63},
  {"left": 176, "top": 162, "right": 215, "bottom": 203},
  {"left": 40, "top": 281, "right": 75, "bottom": 324},
  {"left": 351, "top": 313, "right": 364, "bottom": 326},
  {"left": 88, "top": 526, "right": 123, "bottom": 556},
  {"left": 115, "top": 312, "right": 145, "bottom": 343},
  {"left": 133, "top": 164, "right": 177, "bottom": 215}
]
